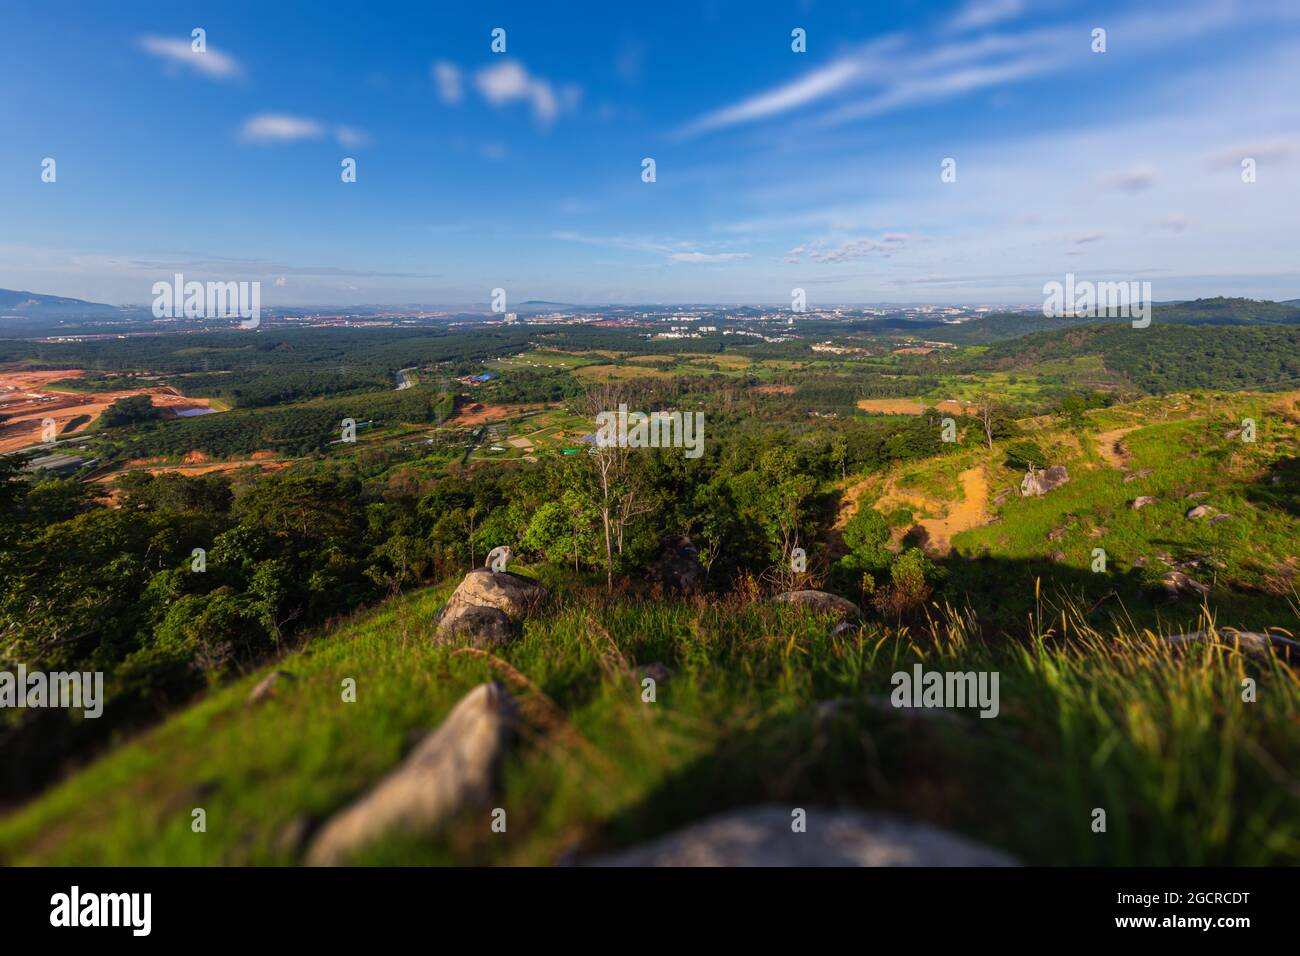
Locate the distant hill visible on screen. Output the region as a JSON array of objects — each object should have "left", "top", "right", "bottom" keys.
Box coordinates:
[
  {"left": 931, "top": 297, "right": 1300, "bottom": 345},
  {"left": 0, "top": 288, "right": 116, "bottom": 313}
]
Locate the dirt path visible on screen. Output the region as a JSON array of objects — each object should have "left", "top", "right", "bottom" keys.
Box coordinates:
[
  {"left": 1094, "top": 426, "right": 1140, "bottom": 468},
  {"left": 836, "top": 464, "right": 990, "bottom": 555}
]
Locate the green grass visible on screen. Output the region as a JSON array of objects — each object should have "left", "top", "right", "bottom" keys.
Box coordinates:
[
  {"left": 955, "top": 397, "right": 1300, "bottom": 630},
  {"left": 1, "top": 572, "right": 1295, "bottom": 866}
]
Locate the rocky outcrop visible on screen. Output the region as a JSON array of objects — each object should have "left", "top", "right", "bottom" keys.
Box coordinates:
[
  {"left": 306, "top": 682, "right": 516, "bottom": 866},
  {"left": 434, "top": 568, "right": 548, "bottom": 647},
  {"left": 773, "top": 590, "right": 861, "bottom": 620},
  {"left": 588, "top": 805, "right": 1018, "bottom": 866},
  {"left": 1020, "top": 465, "right": 1069, "bottom": 497},
  {"left": 1159, "top": 570, "right": 1210, "bottom": 598},
  {"left": 647, "top": 535, "right": 705, "bottom": 593}
]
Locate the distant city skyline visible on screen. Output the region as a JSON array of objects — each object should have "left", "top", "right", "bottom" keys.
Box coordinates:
[{"left": 3, "top": 0, "right": 1300, "bottom": 306}]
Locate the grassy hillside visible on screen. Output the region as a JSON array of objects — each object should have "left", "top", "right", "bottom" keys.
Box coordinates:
[
  {"left": 2, "top": 386, "right": 1297, "bottom": 867},
  {"left": 1, "top": 562, "right": 1296, "bottom": 866}
]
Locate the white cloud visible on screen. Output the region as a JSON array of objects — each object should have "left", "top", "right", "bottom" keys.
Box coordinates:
[
  {"left": 334, "top": 125, "right": 370, "bottom": 148},
  {"left": 677, "top": 1, "right": 1296, "bottom": 138},
  {"left": 473, "top": 60, "right": 577, "bottom": 124},
  {"left": 139, "top": 35, "right": 243, "bottom": 80},
  {"left": 239, "top": 114, "right": 324, "bottom": 144},
  {"left": 947, "top": 0, "right": 1025, "bottom": 33},
  {"left": 1100, "top": 165, "right": 1159, "bottom": 192},
  {"left": 669, "top": 252, "right": 751, "bottom": 263},
  {"left": 785, "top": 236, "right": 904, "bottom": 263},
  {"left": 677, "top": 54, "right": 876, "bottom": 138},
  {"left": 432, "top": 60, "right": 462, "bottom": 104},
  {"left": 1207, "top": 137, "right": 1300, "bottom": 168},
  {"left": 238, "top": 114, "right": 367, "bottom": 147}
]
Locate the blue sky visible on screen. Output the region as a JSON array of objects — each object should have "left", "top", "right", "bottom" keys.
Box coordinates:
[{"left": 2, "top": 0, "right": 1299, "bottom": 307}]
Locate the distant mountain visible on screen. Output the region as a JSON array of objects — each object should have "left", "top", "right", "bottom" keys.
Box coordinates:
[{"left": 0, "top": 288, "right": 116, "bottom": 314}]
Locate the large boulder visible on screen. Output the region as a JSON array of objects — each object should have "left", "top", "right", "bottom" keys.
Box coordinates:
[
  {"left": 588, "top": 805, "right": 1017, "bottom": 866},
  {"left": 434, "top": 602, "right": 516, "bottom": 648},
  {"left": 773, "top": 590, "right": 862, "bottom": 620},
  {"left": 1020, "top": 465, "right": 1069, "bottom": 497},
  {"left": 306, "top": 682, "right": 516, "bottom": 866},
  {"left": 647, "top": 535, "right": 705, "bottom": 593},
  {"left": 447, "top": 568, "right": 547, "bottom": 618}
]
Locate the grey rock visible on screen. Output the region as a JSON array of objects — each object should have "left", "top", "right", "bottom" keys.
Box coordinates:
[
  {"left": 446, "top": 568, "right": 547, "bottom": 618},
  {"left": 1208, "top": 513, "right": 1233, "bottom": 525},
  {"left": 1186, "top": 505, "right": 1217, "bottom": 520},
  {"left": 247, "top": 670, "right": 295, "bottom": 705},
  {"left": 1122, "top": 469, "right": 1153, "bottom": 483},
  {"left": 637, "top": 662, "right": 674, "bottom": 684},
  {"left": 647, "top": 535, "right": 706, "bottom": 593},
  {"left": 434, "top": 602, "right": 516, "bottom": 648},
  {"left": 1048, "top": 550, "right": 1067, "bottom": 563},
  {"left": 306, "top": 682, "right": 516, "bottom": 866},
  {"left": 773, "top": 590, "right": 862, "bottom": 620},
  {"left": 1160, "top": 570, "right": 1210, "bottom": 598},
  {"left": 1186, "top": 491, "right": 1211, "bottom": 501},
  {"left": 1020, "top": 465, "right": 1069, "bottom": 497},
  {"left": 588, "top": 805, "right": 1018, "bottom": 867},
  {"left": 1163, "top": 629, "right": 1299, "bottom": 658},
  {"left": 1130, "top": 496, "right": 1157, "bottom": 510}
]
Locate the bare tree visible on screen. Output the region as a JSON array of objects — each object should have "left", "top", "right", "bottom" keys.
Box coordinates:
[
  {"left": 977, "top": 394, "right": 997, "bottom": 451},
  {"left": 581, "top": 381, "right": 657, "bottom": 592}
]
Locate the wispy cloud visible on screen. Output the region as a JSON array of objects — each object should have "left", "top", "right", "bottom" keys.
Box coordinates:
[
  {"left": 1100, "top": 165, "right": 1159, "bottom": 192},
  {"left": 139, "top": 35, "right": 243, "bottom": 80},
  {"left": 432, "top": 60, "right": 463, "bottom": 104},
  {"left": 947, "top": 0, "right": 1025, "bottom": 33},
  {"left": 676, "top": 0, "right": 1293, "bottom": 138},
  {"left": 785, "top": 235, "right": 910, "bottom": 264},
  {"left": 238, "top": 114, "right": 367, "bottom": 147},
  {"left": 670, "top": 252, "right": 751, "bottom": 263},
  {"left": 553, "top": 231, "right": 748, "bottom": 264}
]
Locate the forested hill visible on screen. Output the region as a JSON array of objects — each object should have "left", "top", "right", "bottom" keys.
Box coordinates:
[
  {"left": 930, "top": 297, "right": 1300, "bottom": 345},
  {"left": 979, "top": 323, "right": 1300, "bottom": 393}
]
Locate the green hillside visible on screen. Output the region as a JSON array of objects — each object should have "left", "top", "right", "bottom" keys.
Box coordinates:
[{"left": 3, "top": 387, "right": 1298, "bottom": 867}]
